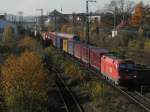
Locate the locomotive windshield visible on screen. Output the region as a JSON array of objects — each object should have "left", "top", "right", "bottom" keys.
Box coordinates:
[
  {"left": 119, "top": 62, "right": 136, "bottom": 78},
  {"left": 119, "top": 63, "right": 135, "bottom": 70}
]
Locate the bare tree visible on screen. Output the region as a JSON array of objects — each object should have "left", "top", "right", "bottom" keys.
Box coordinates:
[
  {"left": 106, "top": 0, "right": 135, "bottom": 20},
  {"left": 143, "top": 4, "right": 150, "bottom": 27}
]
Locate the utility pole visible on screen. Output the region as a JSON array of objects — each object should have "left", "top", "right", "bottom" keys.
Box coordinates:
[
  {"left": 86, "top": 0, "right": 96, "bottom": 67},
  {"left": 114, "top": 7, "right": 116, "bottom": 29},
  {"left": 18, "top": 11, "right": 23, "bottom": 26},
  {"left": 54, "top": 11, "right": 57, "bottom": 32},
  {"left": 86, "top": 0, "right": 96, "bottom": 44},
  {"left": 36, "top": 8, "right": 44, "bottom": 31}
]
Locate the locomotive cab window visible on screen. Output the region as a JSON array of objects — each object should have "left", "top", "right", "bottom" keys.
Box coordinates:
[{"left": 119, "top": 63, "right": 135, "bottom": 70}]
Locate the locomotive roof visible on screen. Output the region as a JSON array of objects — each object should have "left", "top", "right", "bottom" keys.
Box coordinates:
[{"left": 103, "top": 53, "right": 133, "bottom": 62}]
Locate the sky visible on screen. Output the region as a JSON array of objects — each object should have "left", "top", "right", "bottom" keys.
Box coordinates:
[{"left": 0, "top": 0, "right": 149, "bottom": 16}]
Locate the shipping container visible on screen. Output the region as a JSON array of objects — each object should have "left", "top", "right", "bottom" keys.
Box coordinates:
[
  {"left": 56, "top": 36, "right": 61, "bottom": 49},
  {"left": 68, "top": 40, "right": 74, "bottom": 55},
  {"left": 81, "top": 44, "right": 90, "bottom": 64},
  {"left": 57, "top": 33, "right": 80, "bottom": 41},
  {"left": 74, "top": 41, "right": 82, "bottom": 59},
  {"left": 90, "top": 48, "right": 108, "bottom": 70},
  {"left": 56, "top": 36, "right": 63, "bottom": 50},
  {"left": 63, "top": 39, "right": 68, "bottom": 52}
]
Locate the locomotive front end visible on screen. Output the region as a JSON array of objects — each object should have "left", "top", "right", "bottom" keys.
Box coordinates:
[{"left": 118, "top": 60, "right": 137, "bottom": 86}]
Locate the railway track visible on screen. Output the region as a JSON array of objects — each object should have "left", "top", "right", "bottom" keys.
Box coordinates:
[
  {"left": 116, "top": 87, "right": 150, "bottom": 112},
  {"left": 45, "top": 57, "right": 84, "bottom": 112},
  {"left": 131, "top": 91, "right": 150, "bottom": 112},
  {"left": 56, "top": 72, "right": 84, "bottom": 112}
]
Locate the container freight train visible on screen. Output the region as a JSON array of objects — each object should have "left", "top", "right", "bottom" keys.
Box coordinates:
[{"left": 42, "top": 32, "right": 150, "bottom": 86}]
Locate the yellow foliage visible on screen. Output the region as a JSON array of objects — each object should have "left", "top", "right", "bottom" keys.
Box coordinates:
[
  {"left": 18, "top": 37, "right": 42, "bottom": 54},
  {"left": 84, "top": 81, "right": 105, "bottom": 102},
  {"left": 1, "top": 51, "right": 50, "bottom": 108},
  {"left": 61, "top": 24, "right": 69, "bottom": 33},
  {"left": 2, "top": 25, "right": 15, "bottom": 47},
  {"left": 64, "top": 63, "right": 78, "bottom": 79},
  {"left": 129, "top": 2, "right": 144, "bottom": 26},
  {"left": 67, "top": 27, "right": 73, "bottom": 33},
  {"left": 144, "top": 40, "right": 150, "bottom": 52}
]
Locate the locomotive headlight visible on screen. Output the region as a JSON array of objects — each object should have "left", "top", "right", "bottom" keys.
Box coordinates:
[{"left": 133, "top": 75, "right": 137, "bottom": 78}]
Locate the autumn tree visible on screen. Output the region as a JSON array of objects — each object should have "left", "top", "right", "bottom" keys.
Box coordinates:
[
  {"left": 61, "top": 24, "right": 70, "bottom": 33},
  {"left": 129, "top": 2, "right": 144, "bottom": 26},
  {"left": 2, "top": 25, "right": 15, "bottom": 47},
  {"left": 1, "top": 51, "right": 50, "bottom": 112},
  {"left": 18, "top": 37, "right": 42, "bottom": 55},
  {"left": 47, "top": 23, "right": 53, "bottom": 31},
  {"left": 129, "top": 2, "right": 150, "bottom": 36}
]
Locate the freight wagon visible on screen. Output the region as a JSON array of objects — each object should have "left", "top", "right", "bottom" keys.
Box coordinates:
[
  {"left": 56, "top": 33, "right": 80, "bottom": 50},
  {"left": 81, "top": 44, "right": 90, "bottom": 64},
  {"left": 74, "top": 41, "right": 82, "bottom": 60},
  {"left": 68, "top": 40, "right": 75, "bottom": 56},
  {"left": 90, "top": 48, "right": 108, "bottom": 70}
]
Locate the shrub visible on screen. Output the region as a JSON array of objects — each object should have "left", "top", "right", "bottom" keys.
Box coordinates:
[
  {"left": 18, "top": 37, "right": 42, "bottom": 55},
  {"left": 144, "top": 39, "right": 150, "bottom": 52}
]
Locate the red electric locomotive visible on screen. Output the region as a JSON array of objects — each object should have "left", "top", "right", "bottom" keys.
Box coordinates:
[{"left": 101, "top": 54, "right": 137, "bottom": 85}]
